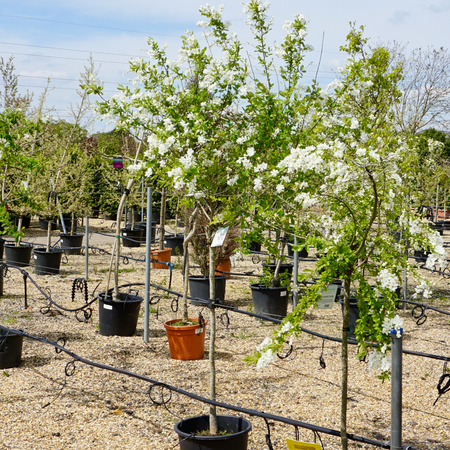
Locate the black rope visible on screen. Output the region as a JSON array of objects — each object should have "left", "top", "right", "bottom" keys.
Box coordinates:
[
  {"left": 264, "top": 417, "right": 275, "bottom": 450},
  {"left": 433, "top": 361, "right": 450, "bottom": 406}
]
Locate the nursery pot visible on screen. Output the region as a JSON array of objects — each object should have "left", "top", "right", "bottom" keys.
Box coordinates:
[
  {"left": 164, "top": 318, "right": 207, "bottom": 360},
  {"left": 121, "top": 227, "right": 143, "bottom": 248},
  {"left": 261, "top": 263, "right": 294, "bottom": 280},
  {"left": 13, "top": 216, "right": 31, "bottom": 229},
  {"left": 215, "top": 259, "right": 231, "bottom": 278},
  {"left": 287, "top": 243, "right": 308, "bottom": 258},
  {"left": 0, "top": 329, "right": 23, "bottom": 369},
  {"left": 60, "top": 233, "right": 84, "bottom": 255},
  {"left": 33, "top": 248, "right": 63, "bottom": 275},
  {"left": 98, "top": 292, "right": 143, "bottom": 336},
  {"left": 189, "top": 275, "right": 227, "bottom": 306},
  {"left": 5, "top": 243, "right": 32, "bottom": 267},
  {"left": 164, "top": 234, "right": 184, "bottom": 256},
  {"left": 250, "top": 283, "right": 289, "bottom": 319},
  {"left": 175, "top": 415, "right": 252, "bottom": 450},
  {"left": 339, "top": 297, "right": 359, "bottom": 339},
  {"left": 0, "top": 237, "right": 4, "bottom": 261},
  {"left": 151, "top": 248, "right": 172, "bottom": 269},
  {"left": 39, "top": 217, "right": 57, "bottom": 231},
  {"left": 249, "top": 241, "right": 261, "bottom": 252},
  {"left": 59, "top": 216, "right": 73, "bottom": 233},
  {"left": 134, "top": 221, "right": 157, "bottom": 243}
]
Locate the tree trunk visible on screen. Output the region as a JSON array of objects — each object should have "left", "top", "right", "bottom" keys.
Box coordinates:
[
  {"left": 340, "top": 275, "right": 351, "bottom": 450},
  {"left": 207, "top": 225, "right": 218, "bottom": 435}
]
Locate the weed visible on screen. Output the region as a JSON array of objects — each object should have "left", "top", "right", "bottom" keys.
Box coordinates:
[
  {"left": 4, "top": 315, "right": 17, "bottom": 324},
  {"left": 3, "top": 371, "right": 9, "bottom": 377}
]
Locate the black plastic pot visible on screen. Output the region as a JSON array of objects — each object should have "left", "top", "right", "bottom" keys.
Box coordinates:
[
  {"left": 0, "top": 238, "right": 4, "bottom": 261},
  {"left": 250, "top": 283, "right": 289, "bottom": 319},
  {"left": 133, "top": 221, "right": 157, "bottom": 243},
  {"left": 0, "top": 329, "right": 23, "bottom": 369},
  {"left": 12, "top": 216, "right": 31, "bottom": 229},
  {"left": 287, "top": 243, "right": 308, "bottom": 258},
  {"left": 165, "top": 235, "right": 184, "bottom": 256},
  {"left": 189, "top": 275, "right": 227, "bottom": 306},
  {"left": 121, "top": 227, "right": 143, "bottom": 248},
  {"left": 339, "top": 297, "right": 359, "bottom": 338},
  {"left": 98, "top": 292, "right": 143, "bottom": 336},
  {"left": 33, "top": 248, "right": 63, "bottom": 275},
  {"left": 60, "top": 233, "right": 84, "bottom": 255},
  {"left": 249, "top": 241, "right": 261, "bottom": 252},
  {"left": 39, "top": 217, "right": 57, "bottom": 231},
  {"left": 262, "top": 263, "right": 294, "bottom": 280},
  {"left": 5, "top": 243, "right": 32, "bottom": 267},
  {"left": 175, "top": 415, "right": 251, "bottom": 450},
  {"left": 59, "top": 217, "right": 73, "bottom": 233}
]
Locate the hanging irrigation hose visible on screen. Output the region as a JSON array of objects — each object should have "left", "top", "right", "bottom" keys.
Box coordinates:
[
  {"left": 0, "top": 325, "right": 397, "bottom": 449},
  {"left": 4, "top": 265, "right": 96, "bottom": 320}
]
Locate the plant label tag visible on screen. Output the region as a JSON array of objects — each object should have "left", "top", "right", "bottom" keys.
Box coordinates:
[
  {"left": 195, "top": 328, "right": 203, "bottom": 335},
  {"left": 22, "top": 181, "right": 29, "bottom": 189},
  {"left": 34, "top": 255, "right": 37, "bottom": 259},
  {"left": 286, "top": 438, "right": 322, "bottom": 450},
  {"left": 211, "top": 227, "right": 229, "bottom": 248},
  {"left": 280, "top": 290, "right": 287, "bottom": 297},
  {"left": 317, "top": 284, "right": 338, "bottom": 310},
  {"left": 103, "top": 304, "right": 113, "bottom": 310},
  {"left": 123, "top": 233, "right": 127, "bottom": 236}
]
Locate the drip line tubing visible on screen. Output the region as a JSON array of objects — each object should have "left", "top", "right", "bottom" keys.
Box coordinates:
[{"left": 0, "top": 325, "right": 392, "bottom": 449}]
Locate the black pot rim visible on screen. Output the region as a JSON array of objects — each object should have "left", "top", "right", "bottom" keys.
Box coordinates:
[
  {"left": 98, "top": 291, "right": 143, "bottom": 305},
  {"left": 33, "top": 247, "right": 64, "bottom": 255},
  {"left": 4, "top": 242, "right": 33, "bottom": 248},
  {"left": 250, "top": 283, "right": 288, "bottom": 291},
  {"left": 174, "top": 414, "right": 252, "bottom": 440},
  {"left": 189, "top": 275, "right": 228, "bottom": 281},
  {"left": 59, "top": 233, "right": 84, "bottom": 237}
]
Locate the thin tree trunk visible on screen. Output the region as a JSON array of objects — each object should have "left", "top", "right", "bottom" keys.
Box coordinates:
[
  {"left": 17, "top": 216, "right": 23, "bottom": 247},
  {"left": 207, "top": 224, "right": 218, "bottom": 435},
  {"left": 340, "top": 275, "right": 351, "bottom": 450}
]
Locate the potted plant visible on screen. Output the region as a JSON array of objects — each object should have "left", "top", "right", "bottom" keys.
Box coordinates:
[{"left": 88, "top": 4, "right": 251, "bottom": 440}]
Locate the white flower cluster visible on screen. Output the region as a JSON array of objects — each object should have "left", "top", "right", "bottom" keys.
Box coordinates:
[
  {"left": 368, "top": 346, "right": 391, "bottom": 372},
  {"left": 376, "top": 269, "right": 399, "bottom": 292},
  {"left": 413, "top": 279, "right": 432, "bottom": 299},
  {"left": 256, "top": 336, "right": 275, "bottom": 370},
  {"left": 381, "top": 315, "right": 403, "bottom": 337}
]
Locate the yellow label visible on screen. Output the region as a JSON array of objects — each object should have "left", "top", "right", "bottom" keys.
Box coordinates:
[{"left": 286, "top": 438, "right": 323, "bottom": 450}]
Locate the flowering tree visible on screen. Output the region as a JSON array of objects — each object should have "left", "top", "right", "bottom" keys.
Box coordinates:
[
  {"left": 89, "top": 4, "right": 249, "bottom": 434},
  {"left": 242, "top": 25, "right": 447, "bottom": 449}
]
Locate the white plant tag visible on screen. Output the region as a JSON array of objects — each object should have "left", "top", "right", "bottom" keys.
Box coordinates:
[
  {"left": 195, "top": 327, "right": 203, "bottom": 334},
  {"left": 317, "top": 284, "right": 338, "bottom": 309},
  {"left": 123, "top": 233, "right": 127, "bottom": 236},
  {"left": 280, "top": 290, "right": 287, "bottom": 297},
  {"left": 103, "top": 304, "right": 113, "bottom": 310},
  {"left": 211, "top": 227, "right": 229, "bottom": 247}
]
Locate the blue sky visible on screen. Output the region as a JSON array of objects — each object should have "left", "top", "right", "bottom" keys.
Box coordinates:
[{"left": 1, "top": 0, "right": 450, "bottom": 133}]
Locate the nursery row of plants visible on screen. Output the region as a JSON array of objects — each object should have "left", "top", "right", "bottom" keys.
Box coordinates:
[{"left": 2, "top": 1, "right": 450, "bottom": 449}]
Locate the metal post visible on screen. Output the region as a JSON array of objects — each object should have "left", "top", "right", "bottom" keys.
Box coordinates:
[
  {"left": 85, "top": 213, "right": 89, "bottom": 281},
  {"left": 141, "top": 177, "right": 144, "bottom": 222},
  {"left": 144, "top": 187, "right": 152, "bottom": 344},
  {"left": 391, "top": 330, "right": 403, "bottom": 450},
  {"left": 293, "top": 235, "right": 298, "bottom": 308}
]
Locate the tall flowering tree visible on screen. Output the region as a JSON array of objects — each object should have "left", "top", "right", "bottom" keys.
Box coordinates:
[
  {"left": 90, "top": 4, "right": 248, "bottom": 434},
  {"left": 242, "top": 26, "right": 446, "bottom": 449}
]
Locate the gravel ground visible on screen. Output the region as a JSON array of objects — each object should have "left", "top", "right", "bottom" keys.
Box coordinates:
[{"left": 0, "top": 217, "right": 449, "bottom": 450}]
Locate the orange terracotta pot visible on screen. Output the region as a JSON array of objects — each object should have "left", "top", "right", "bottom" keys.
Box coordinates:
[
  {"left": 215, "top": 258, "right": 231, "bottom": 278},
  {"left": 151, "top": 248, "right": 172, "bottom": 269},
  {"left": 164, "top": 318, "right": 207, "bottom": 360}
]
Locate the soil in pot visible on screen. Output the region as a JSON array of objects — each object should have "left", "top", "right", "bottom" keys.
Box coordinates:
[
  {"left": 33, "top": 248, "right": 63, "bottom": 275},
  {"left": 164, "top": 318, "right": 207, "bottom": 360},
  {"left": 151, "top": 248, "right": 172, "bottom": 269},
  {"left": 175, "top": 415, "right": 252, "bottom": 450},
  {"left": 98, "top": 292, "right": 143, "bottom": 336},
  {"left": 0, "top": 329, "right": 23, "bottom": 369},
  {"left": 189, "top": 275, "right": 227, "bottom": 306},
  {"left": 250, "top": 283, "right": 289, "bottom": 319},
  {"left": 60, "top": 234, "right": 84, "bottom": 255},
  {"left": 4, "top": 243, "right": 32, "bottom": 267},
  {"left": 121, "top": 228, "right": 143, "bottom": 248}
]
